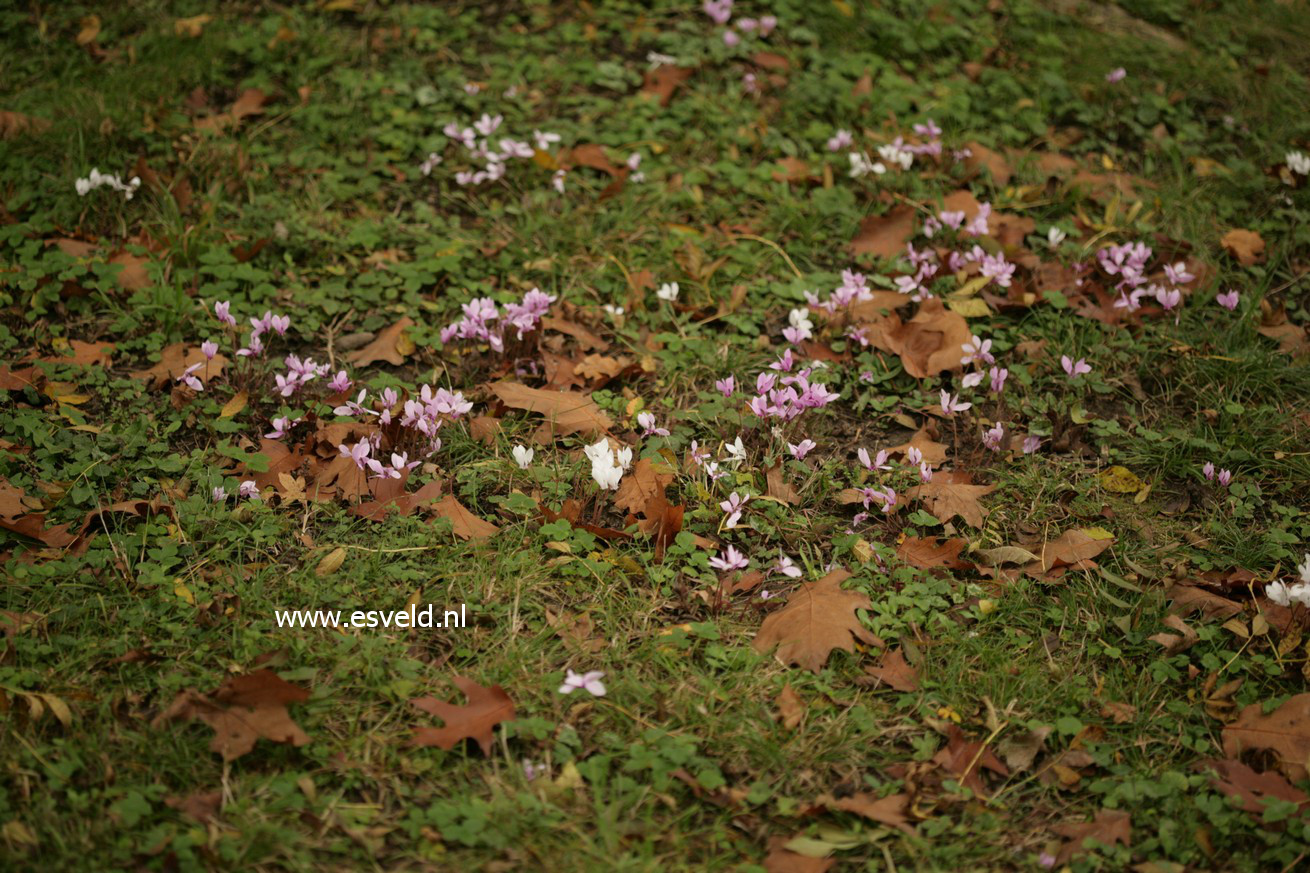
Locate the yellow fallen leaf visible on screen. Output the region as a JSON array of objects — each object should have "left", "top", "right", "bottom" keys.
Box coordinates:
[
  {"left": 315, "top": 547, "right": 346, "bottom": 577},
  {"left": 75, "top": 14, "right": 101, "bottom": 45},
  {"left": 1099, "top": 465, "right": 1142, "bottom": 493},
  {"left": 174, "top": 581, "right": 195, "bottom": 605},
  {"left": 219, "top": 390, "right": 248, "bottom": 419}
]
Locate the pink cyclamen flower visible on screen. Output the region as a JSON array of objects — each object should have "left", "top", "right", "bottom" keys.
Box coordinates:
[
  {"left": 919, "top": 462, "right": 933, "bottom": 482},
  {"left": 212, "top": 300, "right": 236, "bottom": 326},
  {"left": 961, "top": 335, "right": 994, "bottom": 366},
  {"left": 1061, "top": 356, "right": 1092, "bottom": 378},
  {"left": 868, "top": 486, "right": 897, "bottom": 512},
  {"left": 982, "top": 422, "right": 1004, "bottom": 451},
  {"left": 962, "top": 372, "right": 984, "bottom": 389},
  {"left": 940, "top": 390, "right": 972, "bottom": 416},
  {"left": 201, "top": 340, "right": 218, "bottom": 360},
  {"left": 1216, "top": 290, "right": 1239, "bottom": 311},
  {"left": 989, "top": 366, "right": 1008, "bottom": 393},
  {"left": 788, "top": 439, "right": 816, "bottom": 460},
  {"left": 265, "top": 416, "right": 294, "bottom": 439},
  {"left": 1105, "top": 67, "right": 1127, "bottom": 83},
  {"left": 339, "top": 440, "right": 372, "bottom": 469},
  {"left": 558, "top": 669, "right": 606, "bottom": 697},
  {"left": 720, "top": 492, "right": 749, "bottom": 528},
  {"left": 703, "top": 0, "right": 733, "bottom": 25},
  {"left": 178, "top": 362, "right": 204, "bottom": 392},
  {"left": 1217, "top": 469, "right": 1232, "bottom": 487},
  {"left": 1155, "top": 285, "right": 1182, "bottom": 310},
  {"left": 773, "top": 554, "right": 803, "bottom": 578},
  {"left": 1203, "top": 462, "right": 1215, "bottom": 480},
  {"left": 709, "top": 545, "right": 749, "bottom": 572},
  {"left": 238, "top": 480, "right": 259, "bottom": 499},
  {"left": 827, "top": 129, "right": 854, "bottom": 152},
  {"left": 759, "top": 15, "right": 777, "bottom": 35},
  {"left": 715, "top": 376, "right": 736, "bottom": 397},
  {"left": 858, "top": 447, "right": 891, "bottom": 472},
  {"left": 722, "top": 29, "right": 740, "bottom": 47},
  {"left": 1023, "top": 435, "right": 1041, "bottom": 454},
  {"left": 637, "top": 412, "right": 670, "bottom": 437},
  {"left": 211, "top": 486, "right": 227, "bottom": 502},
  {"left": 328, "top": 370, "right": 351, "bottom": 393}
]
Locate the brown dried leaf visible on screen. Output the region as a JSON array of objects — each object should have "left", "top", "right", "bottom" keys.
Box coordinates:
[
  {"left": 932, "top": 725, "right": 1009, "bottom": 795},
  {"left": 849, "top": 204, "right": 916, "bottom": 259},
  {"left": 1036, "top": 528, "right": 1114, "bottom": 572},
  {"left": 1220, "top": 229, "right": 1266, "bottom": 266},
  {"left": 1052, "top": 809, "right": 1132, "bottom": 864},
  {"left": 130, "top": 342, "right": 228, "bottom": 390},
  {"left": 613, "top": 457, "right": 674, "bottom": 517},
  {"left": 814, "top": 792, "right": 915, "bottom": 834},
  {"left": 429, "top": 494, "right": 499, "bottom": 541},
  {"left": 906, "top": 472, "right": 995, "bottom": 528},
  {"left": 1223, "top": 693, "right": 1310, "bottom": 781},
  {"left": 346, "top": 317, "right": 415, "bottom": 366},
  {"left": 489, "top": 382, "right": 613, "bottom": 440},
  {"left": 896, "top": 537, "right": 969, "bottom": 570},
  {"left": 752, "top": 568, "right": 883, "bottom": 672},
  {"left": 641, "top": 65, "right": 693, "bottom": 106},
  {"left": 152, "top": 669, "right": 311, "bottom": 761},
  {"left": 1203, "top": 759, "right": 1310, "bottom": 818},
  {"left": 776, "top": 684, "right": 805, "bottom": 729},
  {"left": 410, "top": 676, "right": 515, "bottom": 755},
  {"left": 863, "top": 648, "right": 919, "bottom": 691}
]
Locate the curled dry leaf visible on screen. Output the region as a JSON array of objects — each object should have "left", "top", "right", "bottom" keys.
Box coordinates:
[
  {"left": 1203, "top": 758, "right": 1310, "bottom": 818},
  {"left": 751, "top": 568, "right": 883, "bottom": 672},
  {"left": 409, "top": 675, "right": 515, "bottom": 755},
  {"left": 896, "top": 537, "right": 969, "bottom": 570}
]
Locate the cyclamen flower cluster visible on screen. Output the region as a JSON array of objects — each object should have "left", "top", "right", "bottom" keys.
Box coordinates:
[
  {"left": 922, "top": 201, "right": 992, "bottom": 240},
  {"left": 75, "top": 167, "right": 142, "bottom": 200},
  {"left": 440, "top": 287, "right": 556, "bottom": 352},
  {"left": 1201, "top": 462, "right": 1233, "bottom": 487},
  {"left": 703, "top": 0, "right": 777, "bottom": 47},
  {"left": 846, "top": 122, "right": 940, "bottom": 178},
  {"left": 1095, "top": 241, "right": 1194, "bottom": 313},
  {"left": 334, "top": 383, "right": 472, "bottom": 463},
  {"left": 436, "top": 114, "right": 562, "bottom": 188},
  {"left": 584, "top": 439, "right": 633, "bottom": 490},
  {"left": 743, "top": 351, "right": 839, "bottom": 421}
]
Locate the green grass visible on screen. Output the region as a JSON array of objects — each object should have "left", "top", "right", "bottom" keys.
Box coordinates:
[{"left": 3, "top": 1, "right": 1310, "bottom": 870}]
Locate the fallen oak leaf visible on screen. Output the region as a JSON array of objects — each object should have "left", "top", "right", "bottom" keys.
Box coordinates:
[
  {"left": 428, "top": 494, "right": 499, "bottom": 541},
  {"left": 612, "top": 457, "right": 674, "bottom": 516},
  {"left": 751, "top": 568, "right": 883, "bottom": 672},
  {"left": 905, "top": 472, "right": 995, "bottom": 528},
  {"left": 489, "top": 381, "right": 613, "bottom": 441},
  {"left": 410, "top": 675, "right": 514, "bottom": 755},
  {"left": 130, "top": 342, "right": 227, "bottom": 390},
  {"left": 896, "top": 536, "right": 970, "bottom": 570},
  {"left": 1035, "top": 527, "right": 1115, "bottom": 572},
  {"left": 932, "top": 725, "right": 1009, "bottom": 796},
  {"left": 776, "top": 684, "right": 805, "bottom": 729},
  {"left": 861, "top": 647, "right": 919, "bottom": 692},
  {"left": 346, "top": 317, "right": 415, "bottom": 366},
  {"left": 849, "top": 204, "right": 916, "bottom": 259},
  {"left": 641, "top": 64, "right": 693, "bottom": 106},
  {"left": 1223, "top": 693, "right": 1310, "bottom": 781},
  {"left": 1202, "top": 758, "right": 1310, "bottom": 819},
  {"left": 1052, "top": 809, "right": 1132, "bottom": 864},
  {"left": 1220, "top": 229, "right": 1266, "bottom": 267},
  {"left": 152, "top": 669, "right": 311, "bottom": 761},
  {"left": 813, "top": 792, "right": 915, "bottom": 834}
]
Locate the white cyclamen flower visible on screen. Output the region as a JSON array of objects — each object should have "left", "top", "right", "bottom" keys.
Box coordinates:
[{"left": 511, "top": 445, "right": 534, "bottom": 469}]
